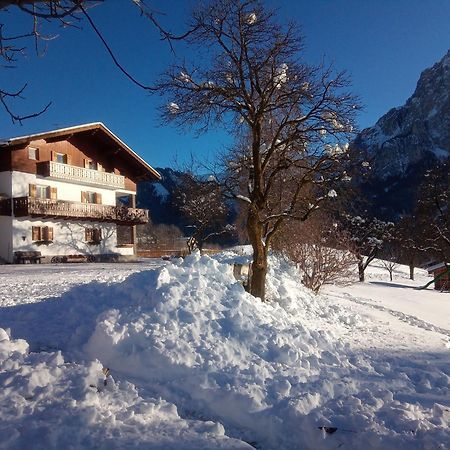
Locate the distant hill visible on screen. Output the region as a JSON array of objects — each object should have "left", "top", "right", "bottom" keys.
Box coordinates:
[
  {"left": 137, "top": 168, "right": 238, "bottom": 246},
  {"left": 137, "top": 167, "right": 185, "bottom": 228}
]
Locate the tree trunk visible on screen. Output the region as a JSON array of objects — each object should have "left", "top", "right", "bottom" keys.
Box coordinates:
[
  {"left": 409, "top": 262, "right": 414, "bottom": 280},
  {"left": 389, "top": 270, "right": 393, "bottom": 282},
  {"left": 247, "top": 208, "right": 267, "bottom": 301},
  {"left": 358, "top": 258, "right": 365, "bottom": 282}
]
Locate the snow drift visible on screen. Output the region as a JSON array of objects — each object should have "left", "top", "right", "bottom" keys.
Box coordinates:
[{"left": 1, "top": 253, "right": 449, "bottom": 449}]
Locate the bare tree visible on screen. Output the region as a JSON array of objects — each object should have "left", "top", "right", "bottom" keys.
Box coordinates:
[
  {"left": 273, "top": 215, "right": 357, "bottom": 293},
  {"left": 340, "top": 214, "right": 394, "bottom": 282},
  {"left": 415, "top": 161, "right": 450, "bottom": 261},
  {"left": 380, "top": 246, "right": 399, "bottom": 282},
  {"left": 392, "top": 216, "right": 422, "bottom": 280},
  {"left": 0, "top": 0, "right": 195, "bottom": 123},
  {"left": 158, "top": 0, "right": 359, "bottom": 300},
  {"left": 391, "top": 161, "right": 449, "bottom": 280},
  {"left": 174, "top": 173, "right": 233, "bottom": 253},
  {"left": 0, "top": 1, "right": 92, "bottom": 122},
  {"left": 380, "top": 259, "right": 398, "bottom": 282}
]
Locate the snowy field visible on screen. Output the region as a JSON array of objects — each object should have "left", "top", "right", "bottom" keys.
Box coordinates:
[{"left": 0, "top": 254, "right": 449, "bottom": 449}]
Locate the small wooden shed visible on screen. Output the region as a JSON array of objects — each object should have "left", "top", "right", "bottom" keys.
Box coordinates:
[{"left": 427, "top": 263, "right": 450, "bottom": 291}]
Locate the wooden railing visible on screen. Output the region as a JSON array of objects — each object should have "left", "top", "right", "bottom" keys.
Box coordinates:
[
  {"left": 37, "top": 161, "right": 125, "bottom": 189},
  {"left": 12, "top": 197, "right": 148, "bottom": 224}
]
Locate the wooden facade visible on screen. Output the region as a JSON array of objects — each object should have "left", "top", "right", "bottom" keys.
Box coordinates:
[
  {"left": 429, "top": 264, "right": 450, "bottom": 291},
  {"left": 7, "top": 136, "right": 138, "bottom": 191},
  {"left": 0, "top": 123, "right": 160, "bottom": 263}
]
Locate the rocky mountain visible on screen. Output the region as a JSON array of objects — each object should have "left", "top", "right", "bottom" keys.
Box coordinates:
[{"left": 352, "top": 50, "right": 450, "bottom": 219}]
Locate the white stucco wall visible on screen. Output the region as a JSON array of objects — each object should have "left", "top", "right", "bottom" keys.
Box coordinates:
[
  {"left": 12, "top": 218, "right": 134, "bottom": 260},
  {"left": 0, "top": 171, "right": 137, "bottom": 262},
  {"left": 0, "top": 216, "right": 13, "bottom": 262},
  {"left": 11, "top": 171, "right": 118, "bottom": 205}
]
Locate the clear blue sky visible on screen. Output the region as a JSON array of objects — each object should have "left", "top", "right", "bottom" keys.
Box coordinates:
[{"left": 1, "top": 0, "right": 450, "bottom": 168}]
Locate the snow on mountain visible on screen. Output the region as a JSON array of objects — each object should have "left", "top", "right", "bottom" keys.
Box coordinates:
[
  {"left": 153, "top": 182, "right": 170, "bottom": 201},
  {"left": 353, "top": 50, "right": 450, "bottom": 180},
  {"left": 0, "top": 255, "right": 449, "bottom": 449}
]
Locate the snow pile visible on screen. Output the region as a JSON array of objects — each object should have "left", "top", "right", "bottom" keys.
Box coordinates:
[
  {"left": 80, "top": 254, "right": 449, "bottom": 449},
  {"left": 1, "top": 253, "right": 449, "bottom": 449},
  {"left": 0, "top": 327, "right": 250, "bottom": 450}
]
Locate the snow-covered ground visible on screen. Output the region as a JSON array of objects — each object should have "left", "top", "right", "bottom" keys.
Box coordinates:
[{"left": 0, "top": 255, "right": 449, "bottom": 449}]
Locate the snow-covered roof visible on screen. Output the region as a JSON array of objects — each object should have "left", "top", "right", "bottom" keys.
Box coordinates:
[
  {"left": 426, "top": 262, "right": 448, "bottom": 272},
  {"left": 0, "top": 122, "right": 161, "bottom": 181}
]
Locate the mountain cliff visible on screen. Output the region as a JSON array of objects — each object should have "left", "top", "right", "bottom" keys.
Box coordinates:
[{"left": 352, "top": 51, "right": 450, "bottom": 218}]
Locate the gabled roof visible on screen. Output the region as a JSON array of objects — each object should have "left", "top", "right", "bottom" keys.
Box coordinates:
[{"left": 0, "top": 122, "right": 161, "bottom": 181}]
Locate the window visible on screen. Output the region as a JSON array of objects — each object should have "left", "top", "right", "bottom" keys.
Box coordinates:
[
  {"left": 56, "top": 153, "right": 67, "bottom": 163},
  {"left": 85, "top": 228, "right": 102, "bottom": 244},
  {"left": 81, "top": 191, "right": 102, "bottom": 204},
  {"left": 84, "top": 159, "right": 97, "bottom": 170},
  {"left": 28, "top": 147, "right": 39, "bottom": 160},
  {"left": 51, "top": 151, "right": 70, "bottom": 164},
  {"left": 29, "top": 184, "right": 57, "bottom": 200},
  {"left": 32, "top": 226, "right": 53, "bottom": 242},
  {"left": 84, "top": 159, "right": 104, "bottom": 172},
  {"left": 117, "top": 225, "right": 134, "bottom": 246},
  {"left": 36, "top": 185, "right": 48, "bottom": 199}
]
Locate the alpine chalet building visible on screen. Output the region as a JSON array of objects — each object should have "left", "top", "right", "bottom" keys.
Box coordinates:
[{"left": 0, "top": 123, "right": 160, "bottom": 263}]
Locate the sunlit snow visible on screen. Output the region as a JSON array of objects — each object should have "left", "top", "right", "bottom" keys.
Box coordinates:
[{"left": 0, "top": 255, "right": 449, "bottom": 449}]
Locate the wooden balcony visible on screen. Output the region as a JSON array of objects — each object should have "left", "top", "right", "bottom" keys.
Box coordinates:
[
  {"left": 11, "top": 197, "right": 148, "bottom": 225},
  {"left": 37, "top": 161, "right": 125, "bottom": 189}
]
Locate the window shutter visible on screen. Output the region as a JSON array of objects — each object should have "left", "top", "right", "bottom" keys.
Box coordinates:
[
  {"left": 95, "top": 193, "right": 102, "bottom": 204},
  {"left": 32, "top": 226, "right": 40, "bottom": 241},
  {"left": 85, "top": 228, "right": 93, "bottom": 242},
  {"left": 50, "top": 187, "right": 57, "bottom": 200},
  {"left": 46, "top": 227, "right": 54, "bottom": 241},
  {"left": 51, "top": 151, "right": 57, "bottom": 162},
  {"left": 28, "top": 147, "right": 39, "bottom": 160},
  {"left": 84, "top": 159, "right": 89, "bottom": 168},
  {"left": 81, "top": 191, "right": 87, "bottom": 203},
  {"left": 93, "top": 228, "right": 102, "bottom": 242},
  {"left": 41, "top": 227, "right": 53, "bottom": 241},
  {"left": 97, "top": 163, "right": 103, "bottom": 172},
  {"left": 29, "top": 184, "right": 36, "bottom": 198},
  {"left": 66, "top": 154, "right": 72, "bottom": 165}
]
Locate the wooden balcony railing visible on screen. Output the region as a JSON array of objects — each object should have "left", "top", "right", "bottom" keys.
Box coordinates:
[
  {"left": 12, "top": 197, "right": 148, "bottom": 225},
  {"left": 37, "top": 161, "right": 125, "bottom": 189}
]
